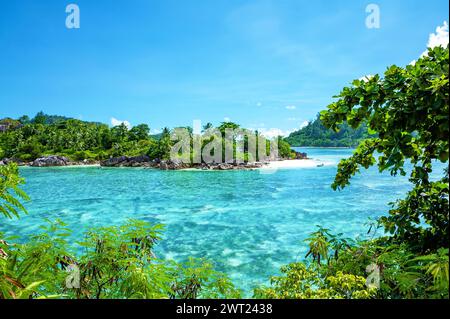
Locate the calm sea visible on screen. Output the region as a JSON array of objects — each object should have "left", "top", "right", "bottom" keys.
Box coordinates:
[{"left": 2, "top": 148, "right": 446, "bottom": 295}]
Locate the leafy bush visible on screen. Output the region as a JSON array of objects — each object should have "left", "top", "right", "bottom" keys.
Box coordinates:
[
  {"left": 0, "top": 163, "right": 240, "bottom": 299},
  {"left": 0, "top": 219, "right": 241, "bottom": 299},
  {"left": 255, "top": 227, "right": 449, "bottom": 299},
  {"left": 321, "top": 45, "right": 449, "bottom": 251},
  {"left": 254, "top": 261, "right": 376, "bottom": 299},
  {"left": 0, "top": 163, "right": 29, "bottom": 218}
]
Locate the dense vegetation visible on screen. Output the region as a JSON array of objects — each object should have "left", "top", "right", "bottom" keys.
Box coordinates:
[
  {"left": 0, "top": 115, "right": 157, "bottom": 162},
  {"left": 0, "top": 47, "right": 448, "bottom": 300},
  {"left": 285, "top": 115, "right": 374, "bottom": 147},
  {"left": 0, "top": 114, "right": 294, "bottom": 163},
  {"left": 256, "top": 45, "right": 449, "bottom": 299},
  {"left": 0, "top": 164, "right": 241, "bottom": 299}
]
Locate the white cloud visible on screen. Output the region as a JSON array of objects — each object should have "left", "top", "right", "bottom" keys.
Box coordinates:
[
  {"left": 299, "top": 120, "right": 309, "bottom": 129},
  {"left": 253, "top": 120, "right": 309, "bottom": 139},
  {"left": 224, "top": 117, "right": 231, "bottom": 122},
  {"left": 111, "top": 117, "right": 131, "bottom": 129},
  {"left": 285, "top": 119, "right": 309, "bottom": 128},
  {"left": 358, "top": 75, "right": 374, "bottom": 82},
  {"left": 285, "top": 105, "right": 296, "bottom": 110},
  {"left": 427, "top": 21, "right": 449, "bottom": 50},
  {"left": 414, "top": 21, "right": 449, "bottom": 62},
  {"left": 259, "top": 127, "right": 294, "bottom": 138},
  {"left": 150, "top": 129, "right": 162, "bottom": 135}
]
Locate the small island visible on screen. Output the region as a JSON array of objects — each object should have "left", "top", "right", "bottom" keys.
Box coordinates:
[
  {"left": 0, "top": 1, "right": 447, "bottom": 303},
  {"left": 0, "top": 113, "right": 312, "bottom": 170}
]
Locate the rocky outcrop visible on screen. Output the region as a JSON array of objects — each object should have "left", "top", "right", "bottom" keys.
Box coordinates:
[
  {"left": 294, "top": 151, "right": 308, "bottom": 160},
  {"left": 159, "top": 159, "right": 191, "bottom": 170},
  {"left": 75, "top": 159, "right": 99, "bottom": 165},
  {"left": 4, "top": 153, "right": 277, "bottom": 170},
  {"left": 24, "top": 153, "right": 271, "bottom": 170},
  {"left": 211, "top": 162, "right": 265, "bottom": 170},
  {"left": 244, "top": 162, "right": 264, "bottom": 169},
  {"left": 31, "top": 155, "right": 69, "bottom": 167},
  {"left": 100, "top": 155, "right": 155, "bottom": 167},
  {"left": 0, "top": 158, "right": 11, "bottom": 166},
  {"left": 215, "top": 163, "right": 233, "bottom": 170},
  {"left": 159, "top": 161, "right": 168, "bottom": 170},
  {"left": 101, "top": 156, "right": 193, "bottom": 169},
  {"left": 101, "top": 156, "right": 127, "bottom": 166},
  {"left": 0, "top": 158, "right": 30, "bottom": 166}
]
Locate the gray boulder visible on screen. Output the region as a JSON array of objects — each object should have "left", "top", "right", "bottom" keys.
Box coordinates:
[
  {"left": 101, "top": 156, "right": 128, "bottom": 166},
  {"left": 127, "top": 155, "right": 151, "bottom": 166},
  {"left": 167, "top": 159, "right": 183, "bottom": 170},
  {"left": 0, "top": 158, "right": 11, "bottom": 166},
  {"left": 101, "top": 155, "right": 151, "bottom": 167},
  {"left": 215, "top": 163, "right": 233, "bottom": 170},
  {"left": 294, "top": 151, "right": 308, "bottom": 159},
  {"left": 31, "top": 155, "right": 69, "bottom": 167},
  {"left": 159, "top": 159, "right": 190, "bottom": 170},
  {"left": 159, "top": 161, "right": 168, "bottom": 170},
  {"left": 245, "top": 162, "right": 263, "bottom": 168},
  {"left": 131, "top": 155, "right": 150, "bottom": 162}
]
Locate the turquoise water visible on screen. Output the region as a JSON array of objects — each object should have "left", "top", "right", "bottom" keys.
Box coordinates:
[{"left": 1, "top": 148, "right": 444, "bottom": 295}]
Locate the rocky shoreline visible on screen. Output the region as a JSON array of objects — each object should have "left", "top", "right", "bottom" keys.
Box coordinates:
[
  {"left": 0, "top": 155, "right": 267, "bottom": 170},
  {"left": 1, "top": 151, "right": 308, "bottom": 171},
  {"left": 0, "top": 156, "right": 98, "bottom": 167},
  {"left": 100, "top": 155, "right": 268, "bottom": 170}
]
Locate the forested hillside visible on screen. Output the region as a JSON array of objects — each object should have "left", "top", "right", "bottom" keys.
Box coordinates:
[
  {"left": 0, "top": 112, "right": 295, "bottom": 162},
  {"left": 0, "top": 112, "right": 157, "bottom": 162},
  {"left": 285, "top": 115, "right": 373, "bottom": 147}
]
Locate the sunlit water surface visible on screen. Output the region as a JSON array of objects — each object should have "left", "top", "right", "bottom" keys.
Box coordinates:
[{"left": 1, "top": 148, "right": 446, "bottom": 295}]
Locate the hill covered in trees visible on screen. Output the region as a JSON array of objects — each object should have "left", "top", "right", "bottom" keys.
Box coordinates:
[
  {"left": 285, "top": 115, "right": 374, "bottom": 147},
  {"left": 0, "top": 112, "right": 295, "bottom": 163}
]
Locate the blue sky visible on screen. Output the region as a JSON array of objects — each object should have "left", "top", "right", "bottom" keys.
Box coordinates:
[{"left": 0, "top": 0, "right": 448, "bottom": 136}]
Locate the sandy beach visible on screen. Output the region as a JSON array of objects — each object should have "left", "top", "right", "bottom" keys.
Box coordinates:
[
  {"left": 18, "top": 159, "right": 329, "bottom": 170},
  {"left": 260, "top": 159, "right": 325, "bottom": 170}
]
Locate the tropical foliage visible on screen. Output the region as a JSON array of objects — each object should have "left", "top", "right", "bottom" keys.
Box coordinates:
[
  {"left": 285, "top": 115, "right": 374, "bottom": 147},
  {"left": 257, "top": 46, "right": 449, "bottom": 299},
  {"left": 0, "top": 163, "right": 240, "bottom": 299},
  {"left": 0, "top": 115, "right": 294, "bottom": 163},
  {"left": 0, "top": 163, "right": 29, "bottom": 219},
  {"left": 0, "top": 46, "right": 447, "bottom": 301},
  {"left": 321, "top": 45, "right": 449, "bottom": 251},
  {"left": 255, "top": 227, "right": 448, "bottom": 299},
  {"left": 0, "top": 115, "right": 156, "bottom": 162}
]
